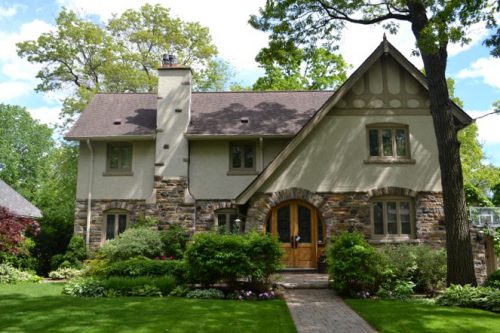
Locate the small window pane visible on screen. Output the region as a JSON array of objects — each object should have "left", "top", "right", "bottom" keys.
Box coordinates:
[
  {"left": 266, "top": 218, "right": 271, "bottom": 234},
  {"left": 369, "top": 129, "right": 379, "bottom": 156},
  {"left": 106, "top": 215, "right": 115, "bottom": 240},
  {"left": 109, "top": 148, "right": 120, "bottom": 169},
  {"left": 387, "top": 202, "right": 397, "bottom": 234},
  {"left": 118, "top": 214, "right": 127, "bottom": 234},
  {"left": 396, "top": 129, "right": 407, "bottom": 156},
  {"left": 382, "top": 129, "right": 393, "bottom": 156},
  {"left": 277, "top": 205, "right": 291, "bottom": 243},
  {"left": 297, "top": 205, "right": 312, "bottom": 243},
  {"left": 231, "top": 146, "right": 241, "bottom": 168},
  {"left": 374, "top": 202, "right": 384, "bottom": 235},
  {"left": 400, "top": 202, "right": 411, "bottom": 234},
  {"left": 218, "top": 214, "right": 226, "bottom": 233},
  {"left": 244, "top": 146, "right": 254, "bottom": 168},
  {"left": 121, "top": 147, "right": 132, "bottom": 170}
]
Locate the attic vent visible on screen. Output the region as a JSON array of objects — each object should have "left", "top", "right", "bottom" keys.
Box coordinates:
[
  {"left": 240, "top": 117, "right": 249, "bottom": 124},
  {"left": 113, "top": 119, "right": 122, "bottom": 125}
]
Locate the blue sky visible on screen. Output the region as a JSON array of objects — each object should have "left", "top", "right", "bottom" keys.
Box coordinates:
[{"left": 0, "top": 0, "right": 499, "bottom": 165}]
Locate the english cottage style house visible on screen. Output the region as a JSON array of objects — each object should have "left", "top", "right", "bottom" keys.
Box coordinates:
[{"left": 66, "top": 39, "right": 493, "bottom": 282}]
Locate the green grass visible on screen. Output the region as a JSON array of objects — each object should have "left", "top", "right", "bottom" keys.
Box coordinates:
[
  {"left": 346, "top": 299, "right": 500, "bottom": 333},
  {"left": 0, "top": 283, "right": 296, "bottom": 333}
]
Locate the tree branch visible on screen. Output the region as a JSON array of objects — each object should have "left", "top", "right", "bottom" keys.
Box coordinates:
[{"left": 317, "top": 0, "right": 411, "bottom": 24}]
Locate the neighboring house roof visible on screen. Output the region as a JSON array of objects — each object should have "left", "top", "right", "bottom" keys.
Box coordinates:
[
  {"left": 235, "top": 39, "right": 473, "bottom": 204},
  {"left": 65, "top": 93, "right": 157, "bottom": 140},
  {"left": 188, "top": 91, "right": 333, "bottom": 136},
  {"left": 65, "top": 91, "right": 333, "bottom": 139},
  {"left": 0, "top": 179, "right": 42, "bottom": 218}
]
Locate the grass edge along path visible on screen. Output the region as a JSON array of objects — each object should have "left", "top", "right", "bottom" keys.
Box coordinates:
[
  {"left": 345, "top": 298, "right": 500, "bottom": 333},
  {"left": 0, "top": 283, "right": 296, "bottom": 333}
]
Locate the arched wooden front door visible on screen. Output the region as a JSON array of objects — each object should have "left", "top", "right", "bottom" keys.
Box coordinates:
[{"left": 266, "top": 200, "right": 323, "bottom": 268}]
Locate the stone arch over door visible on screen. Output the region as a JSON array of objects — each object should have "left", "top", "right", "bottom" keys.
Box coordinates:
[{"left": 245, "top": 188, "right": 328, "bottom": 232}]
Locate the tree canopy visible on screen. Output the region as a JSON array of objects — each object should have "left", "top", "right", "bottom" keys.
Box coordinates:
[
  {"left": 250, "top": 0, "right": 498, "bottom": 286},
  {"left": 17, "top": 4, "right": 233, "bottom": 122}
]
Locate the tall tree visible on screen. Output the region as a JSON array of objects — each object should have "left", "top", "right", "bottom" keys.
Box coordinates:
[
  {"left": 250, "top": 0, "right": 498, "bottom": 285},
  {"left": 17, "top": 4, "right": 232, "bottom": 123},
  {"left": 253, "top": 41, "right": 349, "bottom": 90},
  {"left": 0, "top": 104, "right": 54, "bottom": 201}
]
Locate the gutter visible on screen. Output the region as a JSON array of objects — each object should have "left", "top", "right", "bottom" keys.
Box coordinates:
[{"left": 85, "top": 140, "right": 94, "bottom": 248}]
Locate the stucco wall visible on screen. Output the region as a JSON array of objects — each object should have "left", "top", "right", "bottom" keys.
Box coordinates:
[
  {"left": 259, "top": 113, "right": 441, "bottom": 193},
  {"left": 76, "top": 140, "right": 155, "bottom": 200},
  {"left": 189, "top": 138, "right": 290, "bottom": 199}
]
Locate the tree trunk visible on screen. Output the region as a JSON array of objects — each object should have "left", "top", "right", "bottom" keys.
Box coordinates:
[{"left": 407, "top": 1, "right": 477, "bottom": 285}]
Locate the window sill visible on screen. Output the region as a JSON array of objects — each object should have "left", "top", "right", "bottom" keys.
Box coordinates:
[
  {"left": 102, "top": 171, "right": 134, "bottom": 177},
  {"left": 369, "top": 238, "right": 419, "bottom": 245},
  {"left": 364, "top": 158, "right": 416, "bottom": 165},
  {"left": 227, "top": 170, "right": 259, "bottom": 176}
]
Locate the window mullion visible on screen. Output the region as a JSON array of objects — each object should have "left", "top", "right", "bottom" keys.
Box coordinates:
[
  {"left": 379, "top": 130, "right": 383, "bottom": 157},
  {"left": 392, "top": 129, "right": 397, "bottom": 158},
  {"left": 396, "top": 201, "right": 401, "bottom": 236},
  {"left": 383, "top": 202, "right": 387, "bottom": 235}
]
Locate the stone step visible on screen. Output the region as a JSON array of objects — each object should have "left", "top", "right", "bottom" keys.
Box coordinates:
[{"left": 275, "top": 272, "right": 330, "bottom": 289}]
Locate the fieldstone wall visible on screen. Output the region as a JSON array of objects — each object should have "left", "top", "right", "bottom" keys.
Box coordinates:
[
  {"left": 74, "top": 199, "right": 153, "bottom": 250},
  {"left": 195, "top": 200, "right": 234, "bottom": 232},
  {"left": 470, "top": 227, "right": 487, "bottom": 284},
  {"left": 154, "top": 176, "right": 195, "bottom": 230}
]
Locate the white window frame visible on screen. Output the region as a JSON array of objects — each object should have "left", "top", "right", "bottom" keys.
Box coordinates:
[
  {"left": 215, "top": 209, "right": 242, "bottom": 234},
  {"left": 366, "top": 123, "right": 412, "bottom": 162}
]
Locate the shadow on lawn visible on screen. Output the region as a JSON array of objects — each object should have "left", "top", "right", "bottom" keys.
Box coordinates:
[
  {"left": 0, "top": 293, "right": 295, "bottom": 333},
  {"left": 347, "top": 300, "right": 500, "bottom": 333}
]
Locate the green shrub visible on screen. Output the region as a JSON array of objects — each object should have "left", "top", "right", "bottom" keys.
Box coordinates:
[
  {"left": 48, "top": 267, "right": 81, "bottom": 280},
  {"left": 0, "top": 238, "right": 38, "bottom": 271},
  {"left": 437, "top": 284, "right": 500, "bottom": 313},
  {"left": 104, "top": 257, "right": 186, "bottom": 282},
  {"left": 485, "top": 270, "right": 500, "bottom": 289},
  {"left": 160, "top": 224, "right": 190, "bottom": 259},
  {"left": 63, "top": 276, "right": 176, "bottom": 297},
  {"left": 103, "top": 276, "right": 176, "bottom": 296},
  {"left": 326, "top": 232, "right": 388, "bottom": 296},
  {"left": 377, "top": 280, "right": 415, "bottom": 300},
  {"left": 0, "top": 263, "right": 42, "bottom": 283},
  {"left": 413, "top": 245, "right": 446, "bottom": 295},
  {"left": 81, "top": 258, "right": 110, "bottom": 277},
  {"left": 98, "top": 227, "right": 163, "bottom": 261},
  {"left": 62, "top": 277, "right": 106, "bottom": 297},
  {"left": 169, "top": 285, "right": 191, "bottom": 297},
  {"left": 184, "top": 232, "right": 281, "bottom": 287},
  {"left": 186, "top": 288, "right": 225, "bottom": 299},
  {"left": 50, "top": 235, "right": 87, "bottom": 270}
]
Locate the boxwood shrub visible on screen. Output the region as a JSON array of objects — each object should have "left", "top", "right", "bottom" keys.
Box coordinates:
[
  {"left": 98, "top": 227, "right": 164, "bottom": 261},
  {"left": 105, "top": 257, "right": 187, "bottom": 282},
  {"left": 184, "top": 232, "right": 282, "bottom": 287}
]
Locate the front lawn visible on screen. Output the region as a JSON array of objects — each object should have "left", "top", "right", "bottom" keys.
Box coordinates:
[
  {"left": 346, "top": 299, "right": 500, "bottom": 333},
  {"left": 0, "top": 283, "right": 296, "bottom": 333}
]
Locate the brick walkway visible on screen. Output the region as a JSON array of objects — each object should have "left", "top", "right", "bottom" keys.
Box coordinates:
[{"left": 284, "top": 288, "right": 377, "bottom": 333}]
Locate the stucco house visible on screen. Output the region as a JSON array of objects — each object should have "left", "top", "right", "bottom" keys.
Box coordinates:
[{"left": 65, "top": 39, "right": 491, "bottom": 281}]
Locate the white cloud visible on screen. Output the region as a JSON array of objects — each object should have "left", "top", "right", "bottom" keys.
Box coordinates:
[
  {"left": 0, "top": 81, "right": 33, "bottom": 101},
  {"left": 28, "top": 106, "right": 62, "bottom": 126},
  {"left": 456, "top": 57, "right": 500, "bottom": 89},
  {"left": 0, "top": 19, "right": 53, "bottom": 62},
  {"left": 467, "top": 110, "right": 500, "bottom": 144},
  {"left": 0, "top": 4, "right": 19, "bottom": 17}
]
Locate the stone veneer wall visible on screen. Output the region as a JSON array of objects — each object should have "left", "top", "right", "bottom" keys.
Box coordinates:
[
  {"left": 195, "top": 200, "right": 234, "bottom": 232},
  {"left": 74, "top": 176, "right": 195, "bottom": 249}
]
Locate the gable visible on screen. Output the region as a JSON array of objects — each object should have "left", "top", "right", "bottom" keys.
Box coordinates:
[
  {"left": 235, "top": 39, "right": 471, "bottom": 204},
  {"left": 335, "top": 55, "right": 430, "bottom": 112}
]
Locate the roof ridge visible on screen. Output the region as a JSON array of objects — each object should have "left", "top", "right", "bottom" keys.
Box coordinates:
[{"left": 192, "top": 90, "right": 335, "bottom": 94}]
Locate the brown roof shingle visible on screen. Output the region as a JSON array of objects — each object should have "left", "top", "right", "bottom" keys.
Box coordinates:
[{"left": 65, "top": 91, "right": 334, "bottom": 139}]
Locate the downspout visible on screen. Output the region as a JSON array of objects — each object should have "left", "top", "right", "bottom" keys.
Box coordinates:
[{"left": 85, "top": 139, "right": 94, "bottom": 249}]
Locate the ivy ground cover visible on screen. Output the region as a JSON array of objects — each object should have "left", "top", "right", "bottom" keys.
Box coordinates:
[
  {"left": 0, "top": 283, "right": 296, "bottom": 333},
  {"left": 346, "top": 299, "right": 500, "bottom": 333}
]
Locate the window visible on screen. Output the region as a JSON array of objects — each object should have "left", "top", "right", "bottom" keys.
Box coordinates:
[
  {"left": 367, "top": 124, "right": 411, "bottom": 161},
  {"left": 216, "top": 209, "right": 241, "bottom": 234},
  {"left": 229, "top": 142, "right": 256, "bottom": 173},
  {"left": 371, "top": 198, "right": 414, "bottom": 238},
  {"left": 104, "top": 210, "right": 128, "bottom": 240},
  {"left": 106, "top": 143, "right": 132, "bottom": 175}
]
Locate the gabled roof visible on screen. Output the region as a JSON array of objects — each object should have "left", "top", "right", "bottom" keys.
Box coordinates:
[
  {"left": 0, "top": 179, "right": 42, "bottom": 218},
  {"left": 235, "top": 39, "right": 473, "bottom": 204},
  {"left": 65, "top": 91, "right": 333, "bottom": 140}
]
